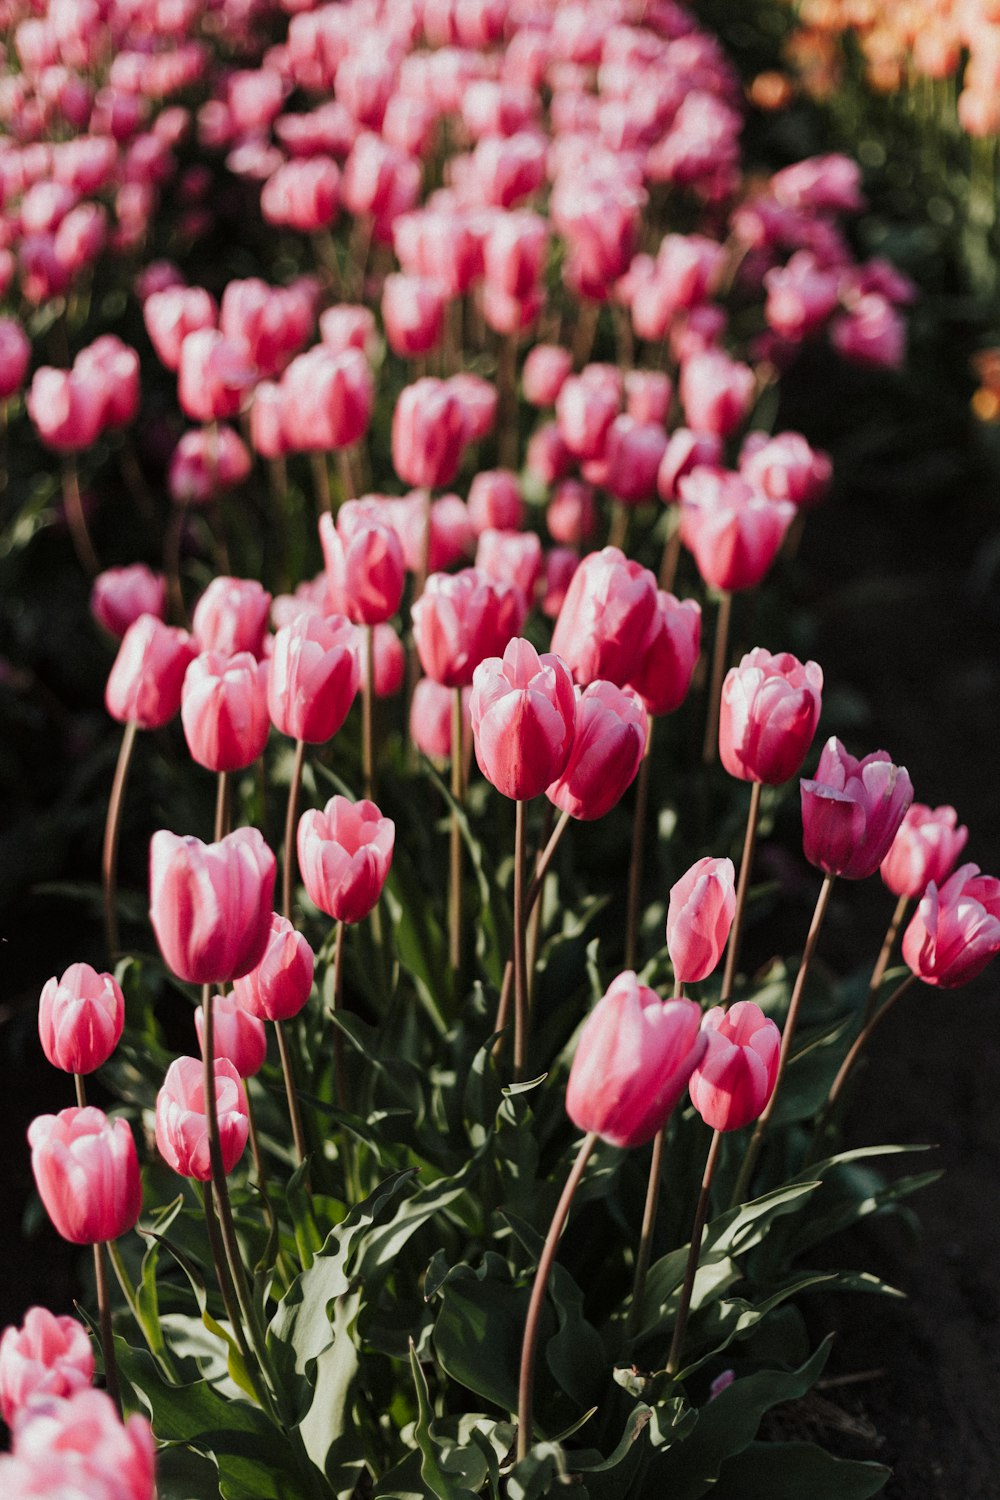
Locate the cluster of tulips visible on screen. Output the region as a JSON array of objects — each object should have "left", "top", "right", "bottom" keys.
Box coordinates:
[{"left": 1, "top": 0, "right": 995, "bottom": 1492}]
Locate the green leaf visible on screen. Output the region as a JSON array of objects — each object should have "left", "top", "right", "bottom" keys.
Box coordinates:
[
  {"left": 711, "top": 1441, "right": 890, "bottom": 1498},
  {"left": 408, "top": 1342, "right": 480, "bottom": 1500},
  {"left": 676, "top": 1272, "right": 836, "bottom": 1379},
  {"left": 431, "top": 1254, "right": 527, "bottom": 1413}
]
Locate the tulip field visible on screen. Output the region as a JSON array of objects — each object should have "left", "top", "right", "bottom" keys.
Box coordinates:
[{"left": 2, "top": 1, "right": 1000, "bottom": 1496}]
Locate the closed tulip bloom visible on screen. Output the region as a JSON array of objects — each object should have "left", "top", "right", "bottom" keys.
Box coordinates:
[
  {"left": 177, "top": 329, "right": 256, "bottom": 425},
  {"left": 679, "top": 469, "right": 794, "bottom": 593},
  {"left": 740, "top": 430, "right": 832, "bottom": 509},
  {"left": 566, "top": 971, "right": 707, "bottom": 1147},
  {"left": 391, "top": 377, "right": 469, "bottom": 490},
  {"left": 547, "top": 479, "right": 596, "bottom": 547},
  {"left": 90, "top": 564, "right": 166, "bottom": 640},
  {"left": 155, "top": 1055, "right": 248, "bottom": 1180},
  {"left": 38, "top": 963, "right": 124, "bottom": 1076},
  {"left": 412, "top": 567, "right": 525, "bottom": 687},
  {"left": 550, "top": 546, "right": 657, "bottom": 687},
  {"left": 679, "top": 349, "right": 755, "bottom": 438},
  {"left": 0, "top": 318, "right": 31, "bottom": 400},
  {"left": 319, "top": 505, "right": 406, "bottom": 625},
  {"left": 382, "top": 273, "right": 445, "bottom": 358},
  {"left": 470, "top": 637, "right": 576, "bottom": 801},
  {"left": 447, "top": 372, "right": 498, "bottom": 442},
  {"left": 522, "top": 343, "right": 572, "bottom": 406},
  {"left": 467, "top": 469, "right": 524, "bottom": 535},
  {"left": 358, "top": 622, "right": 406, "bottom": 699},
  {"left": 297, "top": 796, "right": 395, "bottom": 924},
  {"left": 192, "top": 576, "right": 271, "bottom": 660},
  {"left": 719, "top": 648, "right": 823, "bottom": 785},
  {"left": 319, "top": 304, "right": 378, "bottom": 359},
  {"left": 902, "top": 863, "right": 1000, "bottom": 988},
  {"left": 410, "top": 678, "right": 472, "bottom": 763},
  {"left": 105, "top": 614, "right": 197, "bottom": 729},
  {"left": 261, "top": 156, "right": 339, "bottom": 232},
  {"left": 555, "top": 373, "right": 619, "bottom": 460},
  {"left": 475, "top": 528, "right": 542, "bottom": 607},
  {"left": 667, "top": 857, "right": 737, "bottom": 984},
  {"left": 267, "top": 612, "right": 359, "bottom": 743},
  {"left": 5, "top": 1387, "right": 155, "bottom": 1500},
  {"left": 144, "top": 285, "right": 217, "bottom": 371},
  {"left": 688, "top": 1002, "right": 781, "bottom": 1132},
  {"left": 546, "top": 681, "right": 646, "bottom": 821},
  {"left": 75, "top": 336, "right": 140, "bottom": 430},
  {"left": 149, "top": 827, "right": 276, "bottom": 985},
  {"left": 627, "top": 590, "right": 702, "bottom": 717},
  {"left": 232, "top": 913, "right": 314, "bottom": 1023},
  {"left": 0, "top": 1309, "right": 94, "bottom": 1427},
  {"left": 181, "top": 651, "right": 270, "bottom": 772},
  {"left": 525, "top": 421, "right": 572, "bottom": 487},
  {"left": 881, "top": 804, "right": 969, "bottom": 899},
  {"left": 657, "top": 429, "right": 723, "bottom": 503},
  {"left": 801, "top": 738, "right": 914, "bottom": 880},
  {"left": 281, "top": 346, "right": 374, "bottom": 452},
  {"left": 195, "top": 992, "right": 266, "bottom": 1079},
  {"left": 603, "top": 415, "right": 668, "bottom": 505},
  {"left": 541, "top": 546, "right": 580, "bottom": 620},
  {"left": 168, "top": 425, "right": 252, "bottom": 506},
  {"left": 27, "top": 365, "right": 105, "bottom": 451},
  {"left": 28, "top": 1107, "right": 141, "bottom": 1244}
]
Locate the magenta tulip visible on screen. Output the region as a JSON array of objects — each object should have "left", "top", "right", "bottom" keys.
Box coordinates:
[
  {"left": 801, "top": 738, "right": 913, "bottom": 880},
  {"left": 688, "top": 1002, "right": 781, "bottom": 1132}
]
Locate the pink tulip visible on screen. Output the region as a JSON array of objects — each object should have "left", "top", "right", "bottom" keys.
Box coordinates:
[
  {"left": 195, "top": 991, "right": 266, "bottom": 1079},
  {"left": 522, "top": 344, "right": 572, "bottom": 407},
  {"left": 679, "top": 469, "right": 794, "bottom": 592},
  {"left": 391, "top": 377, "right": 469, "bottom": 490},
  {"left": 679, "top": 349, "right": 755, "bottom": 438},
  {"left": 467, "top": 469, "right": 524, "bottom": 536},
  {"left": 261, "top": 156, "right": 339, "bottom": 231},
  {"left": 267, "top": 611, "right": 359, "bottom": 743},
  {"left": 880, "top": 804, "right": 969, "bottom": 900},
  {"left": 105, "top": 615, "right": 196, "bottom": 729},
  {"left": 38, "top": 963, "right": 124, "bottom": 1077},
  {"left": 4, "top": 1387, "right": 155, "bottom": 1500},
  {"left": 177, "top": 329, "right": 256, "bottom": 425},
  {"left": 625, "top": 370, "right": 672, "bottom": 426},
  {"left": 667, "top": 857, "right": 737, "bottom": 984},
  {"left": 546, "top": 681, "right": 647, "bottom": 821},
  {"left": 902, "top": 863, "right": 1000, "bottom": 988},
  {"left": 689, "top": 1002, "right": 781, "bottom": 1132},
  {"left": 771, "top": 153, "right": 864, "bottom": 214},
  {"left": 181, "top": 651, "right": 270, "bottom": 773},
  {"left": 90, "top": 565, "right": 166, "bottom": 639},
  {"left": 627, "top": 590, "right": 702, "bottom": 717},
  {"left": 192, "top": 576, "right": 271, "bottom": 660},
  {"left": 382, "top": 273, "right": 445, "bottom": 358},
  {"left": 155, "top": 1055, "right": 248, "bottom": 1180},
  {"left": 29, "top": 1107, "right": 141, "bottom": 1244},
  {"left": 657, "top": 429, "right": 723, "bottom": 503},
  {"left": 319, "top": 305, "right": 378, "bottom": 359},
  {"left": 297, "top": 796, "right": 395, "bottom": 924},
  {"left": 0, "top": 1309, "right": 94, "bottom": 1428},
  {"left": 830, "top": 294, "right": 906, "bottom": 370},
  {"left": 550, "top": 546, "right": 657, "bottom": 687},
  {"left": 319, "top": 504, "right": 406, "bottom": 625},
  {"left": 470, "top": 637, "right": 576, "bottom": 801},
  {"left": 168, "top": 425, "right": 252, "bottom": 506},
  {"left": 149, "top": 827, "right": 276, "bottom": 985},
  {"left": 474, "top": 528, "right": 542, "bottom": 607},
  {"left": 143, "top": 285, "right": 217, "bottom": 372},
  {"left": 232, "top": 913, "right": 314, "bottom": 1023},
  {"left": 219, "top": 277, "right": 315, "bottom": 380},
  {"left": 412, "top": 567, "right": 525, "bottom": 687},
  {"left": 410, "top": 677, "right": 472, "bottom": 763},
  {"left": 719, "top": 648, "right": 823, "bottom": 785},
  {"left": 740, "top": 430, "right": 832, "bottom": 508},
  {"left": 555, "top": 373, "right": 619, "bottom": 460},
  {"left": 566, "top": 971, "right": 706, "bottom": 1147},
  {"left": 764, "top": 251, "right": 841, "bottom": 341},
  {"left": 0, "top": 318, "right": 31, "bottom": 400},
  {"left": 801, "top": 738, "right": 914, "bottom": 880},
  {"left": 547, "top": 479, "right": 596, "bottom": 547},
  {"left": 281, "top": 345, "right": 374, "bottom": 453},
  {"left": 358, "top": 622, "right": 406, "bottom": 698},
  {"left": 27, "top": 365, "right": 105, "bottom": 451},
  {"left": 75, "top": 336, "right": 140, "bottom": 430}
]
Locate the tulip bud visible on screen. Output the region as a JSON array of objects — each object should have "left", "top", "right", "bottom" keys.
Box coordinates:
[
  {"left": 0, "top": 1309, "right": 94, "bottom": 1428},
  {"left": 297, "top": 795, "right": 395, "bottom": 924},
  {"left": 358, "top": 622, "right": 406, "bottom": 698},
  {"left": 657, "top": 429, "right": 723, "bottom": 503},
  {"left": 566, "top": 971, "right": 706, "bottom": 1147},
  {"left": 195, "top": 991, "right": 267, "bottom": 1079},
  {"left": 267, "top": 612, "right": 359, "bottom": 743},
  {"left": 29, "top": 1107, "right": 141, "bottom": 1244},
  {"left": 546, "top": 479, "right": 596, "bottom": 547},
  {"left": 144, "top": 285, "right": 217, "bottom": 372},
  {"left": 391, "top": 377, "right": 469, "bottom": 490},
  {"left": 281, "top": 345, "right": 374, "bottom": 452},
  {"left": 38, "top": 963, "right": 124, "bottom": 1076},
  {"left": 880, "top": 804, "right": 969, "bottom": 899},
  {"left": 181, "top": 651, "right": 270, "bottom": 772},
  {"left": 410, "top": 677, "right": 472, "bottom": 763},
  {"left": 169, "top": 425, "right": 252, "bottom": 506},
  {"left": 667, "top": 857, "right": 737, "bottom": 984},
  {"left": 474, "top": 528, "right": 542, "bottom": 608},
  {"left": 155, "top": 1055, "right": 248, "bottom": 1180},
  {"left": 177, "top": 329, "right": 255, "bottom": 425},
  {"left": 382, "top": 273, "right": 445, "bottom": 358},
  {"left": 27, "top": 365, "right": 105, "bottom": 451},
  {"left": 689, "top": 1002, "right": 781, "bottom": 1132},
  {"left": 261, "top": 156, "right": 339, "bottom": 232},
  {"left": 232, "top": 913, "right": 314, "bottom": 1022},
  {"left": 0, "top": 317, "right": 31, "bottom": 400},
  {"left": 555, "top": 373, "right": 619, "bottom": 460},
  {"left": 546, "top": 681, "right": 646, "bottom": 821},
  {"left": 75, "top": 335, "right": 140, "bottom": 430},
  {"left": 470, "top": 637, "right": 576, "bottom": 801},
  {"left": 90, "top": 564, "right": 166, "bottom": 639},
  {"left": 679, "top": 469, "right": 794, "bottom": 592},
  {"left": 603, "top": 415, "right": 668, "bottom": 505},
  {"left": 801, "top": 738, "right": 914, "bottom": 881},
  {"left": 901, "top": 863, "right": 1000, "bottom": 988},
  {"left": 679, "top": 349, "right": 755, "bottom": 438},
  {"left": 149, "top": 827, "right": 276, "bottom": 985},
  {"left": 448, "top": 373, "right": 497, "bottom": 442},
  {"left": 105, "top": 614, "right": 197, "bottom": 729},
  {"left": 319, "top": 504, "right": 406, "bottom": 625},
  {"left": 192, "top": 576, "right": 271, "bottom": 660},
  {"left": 627, "top": 590, "right": 702, "bottom": 717},
  {"left": 522, "top": 343, "right": 572, "bottom": 407},
  {"left": 412, "top": 567, "right": 525, "bottom": 687},
  {"left": 719, "top": 648, "right": 823, "bottom": 785},
  {"left": 550, "top": 546, "right": 657, "bottom": 687},
  {"left": 740, "top": 430, "right": 832, "bottom": 509},
  {"left": 467, "top": 469, "right": 524, "bottom": 536}
]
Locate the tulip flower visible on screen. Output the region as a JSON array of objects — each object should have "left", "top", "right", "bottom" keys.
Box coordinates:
[
  {"left": 467, "top": 470, "right": 524, "bottom": 536},
  {"left": 0, "top": 317, "right": 31, "bottom": 400},
  {"left": 625, "top": 370, "right": 673, "bottom": 426},
  {"left": 29, "top": 1107, "right": 141, "bottom": 1244},
  {"left": 267, "top": 612, "right": 359, "bottom": 743},
  {"left": 547, "top": 480, "right": 596, "bottom": 548},
  {"left": 357, "top": 622, "right": 405, "bottom": 699},
  {"left": 168, "top": 426, "right": 253, "bottom": 506},
  {"left": 470, "top": 638, "right": 576, "bottom": 802},
  {"left": 679, "top": 349, "right": 755, "bottom": 438},
  {"left": 566, "top": 972, "right": 707, "bottom": 1147},
  {"left": 801, "top": 738, "right": 914, "bottom": 880},
  {"left": 902, "top": 864, "right": 1000, "bottom": 988},
  {"left": 603, "top": 416, "right": 668, "bottom": 506},
  {"left": 90, "top": 565, "right": 166, "bottom": 640},
  {"left": 688, "top": 1002, "right": 781, "bottom": 1132},
  {"left": 191, "top": 576, "right": 271, "bottom": 660},
  {"left": 232, "top": 913, "right": 314, "bottom": 1023},
  {"left": 474, "top": 528, "right": 542, "bottom": 608},
  {"left": 739, "top": 430, "right": 832, "bottom": 508},
  {"left": 38, "top": 963, "right": 124, "bottom": 1076},
  {"left": 149, "top": 827, "right": 276, "bottom": 985},
  {"left": 382, "top": 272, "right": 445, "bottom": 358},
  {"left": 550, "top": 546, "right": 657, "bottom": 687},
  {"left": 555, "top": 373, "right": 619, "bottom": 460},
  {"left": 667, "top": 857, "right": 737, "bottom": 984},
  {"left": 104, "top": 615, "right": 196, "bottom": 729},
  {"left": 412, "top": 567, "right": 525, "bottom": 687},
  {"left": 2, "top": 1387, "right": 156, "bottom": 1500},
  {"left": 319, "top": 504, "right": 406, "bottom": 625},
  {"left": 679, "top": 469, "right": 795, "bottom": 593},
  {"left": 297, "top": 795, "right": 395, "bottom": 924},
  {"left": 546, "top": 682, "right": 647, "bottom": 821},
  {"left": 0, "top": 1308, "right": 94, "bottom": 1427},
  {"left": 880, "top": 804, "right": 969, "bottom": 899},
  {"left": 155, "top": 1055, "right": 248, "bottom": 1180},
  {"left": 391, "top": 377, "right": 469, "bottom": 490},
  {"left": 177, "top": 329, "right": 255, "bottom": 425},
  {"left": 181, "top": 651, "right": 270, "bottom": 773},
  {"left": 628, "top": 591, "right": 702, "bottom": 718},
  {"left": 144, "top": 285, "right": 217, "bottom": 371},
  {"left": 522, "top": 343, "right": 572, "bottom": 406},
  {"left": 410, "top": 678, "right": 472, "bottom": 764},
  {"left": 719, "top": 648, "right": 823, "bottom": 785},
  {"left": 281, "top": 346, "right": 374, "bottom": 453},
  {"left": 657, "top": 429, "right": 724, "bottom": 503},
  {"left": 195, "top": 991, "right": 267, "bottom": 1079}
]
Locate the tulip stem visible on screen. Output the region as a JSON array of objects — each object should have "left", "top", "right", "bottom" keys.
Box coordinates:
[
  {"left": 310, "top": 451, "right": 333, "bottom": 514},
  {"left": 337, "top": 447, "right": 355, "bottom": 504},
  {"left": 819, "top": 973, "right": 918, "bottom": 1131},
  {"left": 62, "top": 458, "right": 101, "bottom": 577},
  {"left": 625, "top": 716, "right": 655, "bottom": 971},
  {"left": 361, "top": 624, "right": 376, "bottom": 800},
  {"left": 498, "top": 332, "right": 519, "bottom": 470},
  {"left": 607, "top": 501, "right": 631, "bottom": 552},
  {"left": 201, "top": 1181, "right": 266, "bottom": 1408},
  {"left": 275, "top": 1019, "right": 308, "bottom": 1168},
  {"left": 75, "top": 1072, "right": 87, "bottom": 1108},
  {"left": 449, "top": 688, "right": 464, "bottom": 976},
  {"left": 517, "top": 1131, "right": 597, "bottom": 1460},
  {"left": 106, "top": 1237, "right": 178, "bottom": 1383},
  {"left": 862, "top": 894, "right": 909, "bottom": 1027},
  {"left": 102, "top": 718, "right": 138, "bottom": 963},
  {"left": 331, "top": 919, "right": 349, "bottom": 1114},
  {"left": 730, "top": 873, "right": 835, "bottom": 1206},
  {"left": 215, "top": 770, "right": 231, "bottom": 843},
  {"left": 283, "top": 738, "right": 307, "bottom": 921},
  {"left": 702, "top": 590, "right": 732, "bottom": 765},
  {"left": 245, "top": 1088, "right": 267, "bottom": 1189},
  {"left": 494, "top": 810, "right": 572, "bottom": 1052},
  {"left": 720, "top": 780, "right": 763, "bottom": 1008},
  {"left": 93, "top": 1240, "right": 121, "bottom": 1410},
  {"left": 658, "top": 512, "right": 682, "bottom": 593},
  {"left": 666, "top": 1127, "right": 723, "bottom": 1377},
  {"left": 627, "top": 1125, "right": 666, "bottom": 1341},
  {"left": 513, "top": 799, "right": 530, "bottom": 1081}
]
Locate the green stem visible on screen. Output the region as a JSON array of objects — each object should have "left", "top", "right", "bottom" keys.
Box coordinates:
[
  {"left": 363, "top": 624, "right": 376, "bottom": 801},
  {"left": 513, "top": 799, "right": 529, "bottom": 1080},
  {"left": 702, "top": 591, "right": 732, "bottom": 765},
  {"left": 449, "top": 687, "right": 464, "bottom": 976},
  {"left": 494, "top": 810, "right": 572, "bottom": 1053},
  {"left": 310, "top": 451, "right": 333, "bottom": 515},
  {"left": 862, "top": 893, "right": 909, "bottom": 1027},
  {"left": 275, "top": 1019, "right": 308, "bottom": 1168},
  {"left": 215, "top": 769, "right": 231, "bottom": 843},
  {"left": 107, "top": 1238, "right": 178, "bottom": 1383},
  {"left": 666, "top": 1128, "right": 722, "bottom": 1376},
  {"left": 93, "top": 1240, "right": 120, "bottom": 1410},
  {"left": 517, "top": 1132, "right": 597, "bottom": 1460},
  {"left": 820, "top": 973, "right": 918, "bottom": 1128},
  {"left": 658, "top": 512, "right": 682, "bottom": 593},
  {"left": 102, "top": 719, "right": 138, "bottom": 963},
  {"left": 331, "top": 919, "right": 348, "bottom": 1114},
  {"left": 719, "top": 780, "right": 762, "bottom": 1007},
  {"left": 627, "top": 1126, "right": 666, "bottom": 1342},
  {"left": 625, "top": 716, "right": 655, "bottom": 971},
  {"left": 62, "top": 458, "right": 100, "bottom": 577},
  {"left": 283, "top": 738, "right": 306, "bottom": 921}
]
